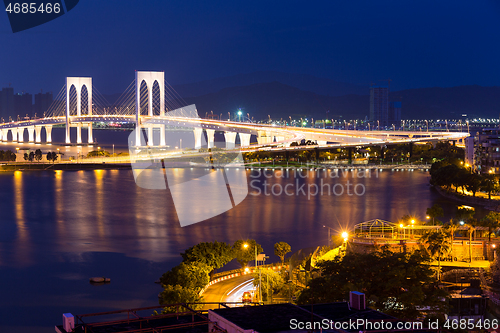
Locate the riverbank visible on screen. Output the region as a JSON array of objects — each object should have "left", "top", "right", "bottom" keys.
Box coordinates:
[
  {"left": 0, "top": 162, "right": 131, "bottom": 171},
  {"left": 0, "top": 161, "right": 433, "bottom": 172},
  {"left": 434, "top": 185, "right": 500, "bottom": 211}
]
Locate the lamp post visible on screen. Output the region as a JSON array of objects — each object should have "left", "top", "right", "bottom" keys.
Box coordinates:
[
  {"left": 244, "top": 243, "right": 261, "bottom": 304},
  {"left": 323, "top": 225, "right": 335, "bottom": 247}
]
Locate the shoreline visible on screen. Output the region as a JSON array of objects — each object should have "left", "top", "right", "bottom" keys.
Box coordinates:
[
  {"left": 0, "top": 162, "right": 432, "bottom": 172},
  {"left": 433, "top": 185, "right": 500, "bottom": 211}
]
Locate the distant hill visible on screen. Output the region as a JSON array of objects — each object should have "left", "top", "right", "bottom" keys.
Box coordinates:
[
  {"left": 389, "top": 85, "right": 500, "bottom": 119},
  {"left": 185, "top": 83, "right": 500, "bottom": 121},
  {"left": 184, "top": 81, "right": 368, "bottom": 120},
  {"left": 173, "top": 71, "right": 367, "bottom": 97},
  {"left": 100, "top": 76, "right": 500, "bottom": 120}
]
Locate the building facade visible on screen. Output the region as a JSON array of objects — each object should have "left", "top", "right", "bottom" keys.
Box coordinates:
[
  {"left": 468, "top": 129, "right": 500, "bottom": 174},
  {"left": 0, "top": 87, "right": 15, "bottom": 121}
]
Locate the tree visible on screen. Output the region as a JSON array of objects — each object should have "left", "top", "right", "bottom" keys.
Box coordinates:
[
  {"left": 87, "top": 150, "right": 110, "bottom": 158},
  {"left": 34, "top": 149, "right": 42, "bottom": 162},
  {"left": 23, "top": 153, "right": 29, "bottom": 162},
  {"left": 181, "top": 241, "right": 234, "bottom": 273},
  {"left": 158, "top": 284, "right": 203, "bottom": 313},
  {"left": 159, "top": 261, "right": 211, "bottom": 291},
  {"left": 481, "top": 175, "right": 498, "bottom": 200},
  {"left": 274, "top": 242, "right": 291, "bottom": 265},
  {"left": 443, "top": 219, "right": 460, "bottom": 258},
  {"left": 481, "top": 211, "right": 500, "bottom": 244},
  {"left": 252, "top": 268, "right": 285, "bottom": 302},
  {"left": 46, "top": 152, "right": 58, "bottom": 163},
  {"left": 28, "top": 151, "right": 34, "bottom": 162},
  {"left": 465, "top": 173, "right": 482, "bottom": 197},
  {"left": 455, "top": 207, "right": 475, "bottom": 223},
  {"left": 297, "top": 248, "right": 448, "bottom": 320},
  {"left": 421, "top": 230, "right": 451, "bottom": 280},
  {"left": 233, "top": 239, "right": 263, "bottom": 268},
  {"left": 426, "top": 204, "right": 444, "bottom": 225}
]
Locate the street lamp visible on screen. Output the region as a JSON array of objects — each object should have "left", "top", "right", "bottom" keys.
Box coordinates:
[
  {"left": 411, "top": 219, "right": 415, "bottom": 237},
  {"left": 323, "top": 225, "right": 334, "bottom": 247},
  {"left": 243, "top": 242, "right": 261, "bottom": 303}
]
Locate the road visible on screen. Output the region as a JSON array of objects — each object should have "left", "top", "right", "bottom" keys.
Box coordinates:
[{"left": 201, "top": 274, "right": 255, "bottom": 310}]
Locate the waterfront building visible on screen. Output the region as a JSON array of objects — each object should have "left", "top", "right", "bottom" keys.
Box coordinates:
[
  {"left": 14, "top": 92, "right": 33, "bottom": 119},
  {"left": 0, "top": 86, "right": 15, "bottom": 121},
  {"left": 467, "top": 129, "right": 500, "bottom": 174}
]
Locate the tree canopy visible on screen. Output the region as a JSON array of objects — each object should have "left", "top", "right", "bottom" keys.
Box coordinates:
[
  {"left": 158, "top": 284, "right": 203, "bottom": 313},
  {"left": 159, "top": 261, "right": 211, "bottom": 291},
  {"left": 233, "top": 239, "right": 263, "bottom": 267},
  {"left": 421, "top": 230, "right": 451, "bottom": 280},
  {"left": 297, "top": 247, "right": 448, "bottom": 320},
  {"left": 181, "top": 240, "right": 234, "bottom": 271},
  {"left": 274, "top": 242, "right": 291, "bottom": 265}
]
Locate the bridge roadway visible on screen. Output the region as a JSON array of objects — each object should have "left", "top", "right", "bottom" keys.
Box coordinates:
[{"left": 0, "top": 114, "right": 468, "bottom": 150}]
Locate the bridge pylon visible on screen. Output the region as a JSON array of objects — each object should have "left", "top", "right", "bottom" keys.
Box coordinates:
[
  {"left": 135, "top": 71, "right": 165, "bottom": 147},
  {"left": 66, "top": 77, "right": 93, "bottom": 144}
]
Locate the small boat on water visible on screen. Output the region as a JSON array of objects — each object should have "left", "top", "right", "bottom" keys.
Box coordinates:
[{"left": 89, "top": 277, "right": 111, "bottom": 283}]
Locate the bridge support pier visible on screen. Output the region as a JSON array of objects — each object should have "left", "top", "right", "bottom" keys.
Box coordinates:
[
  {"left": 77, "top": 123, "right": 82, "bottom": 144},
  {"left": 257, "top": 130, "right": 273, "bottom": 145},
  {"left": 46, "top": 125, "right": 53, "bottom": 143},
  {"left": 160, "top": 124, "right": 165, "bottom": 146},
  {"left": 35, "top": 126, "right": 42, "bottom": 143},
  {"left": 348, "top": 147, "right": 353, "bottom": 165},
  {"left": 17, "top": 128, "right": 24, "bottom": 142},
  {"left": 65, "top": 123, "right": 70, "bottom": 144},
  {"left": 193, "top": 128, "right": 203, "bottom": 149},
  {"left": 206, "top": 129, "right": 215, "bottom": 149},
  {"left": 11, "top": 129, "right": 17, "bottom": 142},
  {"left": 1, "top": 129, "right": 7, "bottom": 142},
  {"left": 239, "top": 133, "right": 251, "bottom": 147},
  {"left": 224, "top": 131, "right": 237, "bottom": 149},
  {"left": 88, "top": 123, "right": 93, "bottom": 144},
  {"left": 135, "top": 124, "right": 141, "bottom": 147},
  {"left": 147, "top": 125, "right": 154, "bottom": 146},
  {"left": 27, "top": 126, "right": 35, "bottom": 142}
]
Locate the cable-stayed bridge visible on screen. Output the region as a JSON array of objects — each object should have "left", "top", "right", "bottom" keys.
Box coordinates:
[{"left": 0, "top": 71, "right": 468, "bottom": 150}]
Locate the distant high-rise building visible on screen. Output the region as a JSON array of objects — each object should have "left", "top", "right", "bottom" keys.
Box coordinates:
[
  {"left": 469, "top": 129, "right": 500, "bottom": 174},
  {"left": 0, "top": 87, "right": 15, "bottom": 121},
  {"left": 14, "top": 92, "right": 33, "bottom": 119},
  {"left": 33, "top": 91, "right": 53, "bottom": 117},
  {"left": 369, "top": 85, "right": 389, "bottom": 127},
  {"left": 389, "top": 101, "right": 401, "bottom": 125}
]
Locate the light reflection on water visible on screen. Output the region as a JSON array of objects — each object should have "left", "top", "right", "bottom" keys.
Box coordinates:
[{"left": 0, "top": 168, "right": 489, "bottom": 332}]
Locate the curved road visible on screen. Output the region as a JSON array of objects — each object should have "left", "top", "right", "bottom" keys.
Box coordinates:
[{"left": 201, "top": 274, "right": 255, "bottom": 310}]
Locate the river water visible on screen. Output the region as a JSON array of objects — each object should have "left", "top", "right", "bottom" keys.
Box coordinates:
[{"left": 0, "top": 130, "right": 487, "bottom": 332}]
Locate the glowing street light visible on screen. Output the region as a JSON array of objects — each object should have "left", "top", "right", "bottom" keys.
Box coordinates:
[
  {"left": 341, "top": 232, "right": 349, "bottom": 242},
  {"left": 243, "top": 242, "right": 261, "bottom": 303}
]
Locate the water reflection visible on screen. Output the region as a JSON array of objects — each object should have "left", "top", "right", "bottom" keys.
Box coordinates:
[{"left": 13, "top": 170, "right": 31, "bottom": 266}]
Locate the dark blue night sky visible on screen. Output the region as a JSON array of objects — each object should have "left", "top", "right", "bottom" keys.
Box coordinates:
[{"left": 1, "top": 0, "right": 500, "bottom": 94}]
